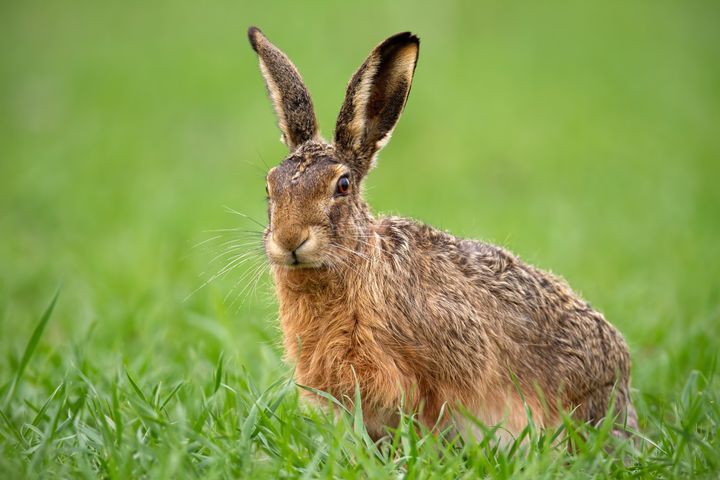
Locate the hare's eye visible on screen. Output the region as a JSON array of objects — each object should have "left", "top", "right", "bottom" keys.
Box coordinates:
[{"left": 335, "top": 175, "right": 350, "bottom": 196}]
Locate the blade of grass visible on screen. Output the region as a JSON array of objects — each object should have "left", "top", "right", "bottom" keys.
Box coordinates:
[
  {"left": 2, "top": 288, "right": 60, "bottom": 409},
  {"left": 297, "top": 384, "right": 351, "bottom": 416},
  {"left": 31, "top": 381, "right": 65, "bottom": 427},
  {"left": 0, "top": 407, "right": 28, "bottom": 449},
  {"left": 213, "top": 353, "right": 224, "bottom": 394},
  {"left": 125, "top": 369, "right": 149, "bottom": 405},
  {"left": 160, "top": 381, "right": 185, "bottom": 412}
]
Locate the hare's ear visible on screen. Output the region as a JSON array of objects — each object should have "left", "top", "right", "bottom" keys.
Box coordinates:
[
  {"left": 334, "top": 32, "right": 419, "bottom": 177},
  {"left": 248, "top": 27, "right": 319, "bottom": 150}
]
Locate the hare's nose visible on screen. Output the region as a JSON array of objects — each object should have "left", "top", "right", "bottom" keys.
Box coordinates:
[{"left": 274, "top": 229, "right": 309, "bottom": 253}]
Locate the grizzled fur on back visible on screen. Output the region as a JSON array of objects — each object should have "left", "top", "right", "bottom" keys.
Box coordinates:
[{"left": 247, "top": 26, "right": 636, "bottom": 441}]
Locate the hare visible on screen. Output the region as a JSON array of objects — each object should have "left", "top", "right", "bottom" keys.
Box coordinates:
[{"left": 247, "top": 26, "right": 637, "bottom": 442}]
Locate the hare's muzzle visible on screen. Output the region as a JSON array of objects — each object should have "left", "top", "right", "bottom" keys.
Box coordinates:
[{"left": 266, "top": 228, "right": 322, "bottom": 268}]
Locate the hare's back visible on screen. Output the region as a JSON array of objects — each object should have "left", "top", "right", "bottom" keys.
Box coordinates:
[{"left": 375, "top": 216, "right": 629, "bottom": 375}]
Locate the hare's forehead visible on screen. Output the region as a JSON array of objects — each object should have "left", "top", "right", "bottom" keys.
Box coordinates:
[{"left": 268, "top": 145, "right": 343, "bottom": 186}]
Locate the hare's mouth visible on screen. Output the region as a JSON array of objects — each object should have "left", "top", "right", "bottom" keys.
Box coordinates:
[
  {"left": 266, "top": 251, "right": 325, "bottom": 269},
  {"left": 276, "top": 258, "right": 325, "bottom": 270},
  {"left": 265, "top": 248, "right": 324, "bottom": 269}
]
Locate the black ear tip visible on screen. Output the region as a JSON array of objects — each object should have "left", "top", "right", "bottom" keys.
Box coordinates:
[
  {"left": 399, "top": 31, "right": 421, "bottom": 45},
  {"left": 248, "top": 26, "right": 263, "bottom": 51},
  {"left": 380, "top": 31, "right": 420, "bottom": 52}
]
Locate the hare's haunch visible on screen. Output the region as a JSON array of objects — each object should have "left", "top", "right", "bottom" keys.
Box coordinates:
[{"left": 248, "top": 26, "right": 636, "bottom": 441}]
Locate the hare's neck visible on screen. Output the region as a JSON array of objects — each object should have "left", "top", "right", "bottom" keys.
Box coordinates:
[
  {"left": 274, "top": 265, "right": 366, "bottom": 359},
  {"left": 273, "top": 247, "right": 395, "bottom": 396}
]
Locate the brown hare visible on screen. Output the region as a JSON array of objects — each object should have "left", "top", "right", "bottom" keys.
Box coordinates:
[{"left": 247, "top": 26, "right": 637, "bottom": 442}]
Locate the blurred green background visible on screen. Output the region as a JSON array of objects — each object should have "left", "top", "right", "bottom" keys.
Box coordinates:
[{"left": 2, "top": 0, "right": 719, "bottom": 404}]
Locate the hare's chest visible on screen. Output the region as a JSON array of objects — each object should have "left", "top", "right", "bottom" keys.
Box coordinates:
[{"left": 280, "top": 304, "right": 407, "bottom": 409}]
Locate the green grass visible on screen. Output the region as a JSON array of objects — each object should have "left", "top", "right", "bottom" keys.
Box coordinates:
[{"left": 1, "top": 0, "right": 719, "bottom": 477}]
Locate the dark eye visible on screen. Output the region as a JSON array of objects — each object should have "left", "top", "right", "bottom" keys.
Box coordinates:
[{"left": 336, "top": 175, "right": 350, "bottom": 196}]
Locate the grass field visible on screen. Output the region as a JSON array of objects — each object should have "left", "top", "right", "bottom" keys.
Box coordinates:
[{"left": 2, "top": 0, "right": 719, "bottom": 477}]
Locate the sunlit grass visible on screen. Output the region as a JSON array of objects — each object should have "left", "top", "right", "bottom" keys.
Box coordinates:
[{"left": 1, "top": 293, "right": 718, "bottom": 477}]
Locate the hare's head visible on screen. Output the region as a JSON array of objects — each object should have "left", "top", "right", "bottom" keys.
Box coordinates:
[{"left": 248, "top": 27, "right": 419, "bottom": 269}]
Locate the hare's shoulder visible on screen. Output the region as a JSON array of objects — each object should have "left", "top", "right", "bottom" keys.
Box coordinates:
[
  {"left": 374, "top": 215, "right": 518, "bottom": 270},
  {"left": 374, "top": 215, "right": 591, "bottom": 313}
]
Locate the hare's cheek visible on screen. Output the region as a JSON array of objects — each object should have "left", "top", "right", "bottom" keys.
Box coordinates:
[
  {"left": 327, "top": 203, "right": 345, "bottom": 232},
  {"left": 267, "top": 202, "right": 278, "bottom": 225}
]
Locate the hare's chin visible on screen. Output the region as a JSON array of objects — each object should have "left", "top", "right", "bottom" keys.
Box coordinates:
[{"left": 274, "top": 261, "right": 325, "bottom": 270}]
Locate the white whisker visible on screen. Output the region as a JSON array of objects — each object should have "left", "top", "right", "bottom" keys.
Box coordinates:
[
  {"left": 222, "top": 205, "right": 267, "bottom": 229},
  {"left": 202, "top": 227, "right": 265, "bottom": 235},
  {"left": 224, "top": 257, "right": 266, "bottom": 304},
  {"left": 208, "top": 244, "right": 264, "bottom": 265},
  {"left": 191, "top": 234, "right": 223, "bottom": 250}
]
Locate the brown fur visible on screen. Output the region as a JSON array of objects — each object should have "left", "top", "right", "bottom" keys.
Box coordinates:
[
  {"left": 248, "top": 27, "right": 318, "bottom": 149},
  {"left": 248, "top": 27, "right": 637, "bottom": 442}
]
